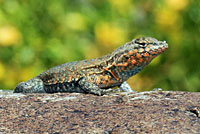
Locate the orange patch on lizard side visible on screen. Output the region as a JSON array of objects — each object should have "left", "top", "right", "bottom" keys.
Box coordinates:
[
  {"left": 149, "top": 55, "right": 153, "bottom": 60},
  {"left": 128, "top": 51, "right": 133, "bottom": 55},
  {"left": 101, "top": 80, "right": 106, "bottom": 85},
  {"left": 122, "top": 62, "right": 128, "bottom": 67},
  {"left": 139, "top": 48, "right": 144, "bottom": 53},
  {"left": 131, "top": 59, "right": 136, "bottom": 65},
  {"left": 68, "top": 76, "right": 72, "bottom": 82},
  {"left": 104, "top": 67, "right": 119, "bottom": 81},
  {"left": 139, "top": 58, "right": 143, "bottom": 63},
  {"left": 115, "top": 62, "right": 128, "bottom": 67},
  {"left": 158, "top": 49, "right": 162, "bottom": 53},
  {"left": 145, "top": 47, "right": 150, "bottom": 52},
  {"left": 134, "top": 49, "right": 138, "bottom": 53},
  {"left": 150, "top": 51, "right": 157, "bottom": 55},
  {"left": 104, "top": 75, "right": 109, "bottom": 81},
  {"left": 143, "top": 53, "right": 149, "bottom": 57},
  {"left": 96, "top": 77, "right": 101, "bottom": 84},
  {"left": 136, "top": 54, "right": 141, "bottom": 58}
]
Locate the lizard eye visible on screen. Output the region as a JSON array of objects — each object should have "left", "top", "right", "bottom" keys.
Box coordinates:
[
  {"left": 135, "top": 38, "right": 147, "bottom": 46},
  {"left": 137, "top": 42, "right": 147, "bottom": 47},
  {"left": 138, "top": 42, "right": 146, "bottom": 46}
]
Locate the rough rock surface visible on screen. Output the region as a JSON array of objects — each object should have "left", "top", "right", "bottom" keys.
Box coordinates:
[{"left": 0, "top": 90, "right": 199, "bottom": 134}]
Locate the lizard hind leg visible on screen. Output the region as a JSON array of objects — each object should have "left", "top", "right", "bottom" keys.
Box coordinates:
[{"left": 78, "top": 77, "right": 114, "bottom": 96}]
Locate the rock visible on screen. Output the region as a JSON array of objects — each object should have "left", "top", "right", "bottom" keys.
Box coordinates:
[{"left": 0, "top": 90, "right": 199, "bottom": 133}]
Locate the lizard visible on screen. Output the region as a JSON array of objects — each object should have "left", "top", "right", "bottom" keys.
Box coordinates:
[{"left": 14, "top": 37, "right": 168, "bottom": 95}]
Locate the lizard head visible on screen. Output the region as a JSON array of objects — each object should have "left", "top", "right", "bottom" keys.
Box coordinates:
[
  {"left": 129, "top": 37, "right": 168, "bottom": 65},
  {"left": 112, "top": 37, "right": 168, "bottom": 71},
  {"left": 134, "top": 37, "right": 168, "bottom": 56},
  {"left": 112, "top": 37, "right": 168, "bottom": 67},
  {"left": 14, "top": 78, "right": 45, "bottom": 93}
]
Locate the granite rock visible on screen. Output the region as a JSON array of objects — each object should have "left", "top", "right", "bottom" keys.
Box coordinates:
[{"left": 0, "top": 90, "right": 199, "bottom": 134}]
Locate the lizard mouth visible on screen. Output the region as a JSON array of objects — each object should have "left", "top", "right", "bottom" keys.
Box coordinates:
[
  {"left": 160, "top": 41, "right": 168, "bottom": 53},
  {"left": 158, "top": 42, "right": 168, "bottom": 53},
  {"left": 143, "top": 40, "right": 168, "bottom": 58},
  {"left": 153, "top": 40, "right": 168, "bottom": 54}
]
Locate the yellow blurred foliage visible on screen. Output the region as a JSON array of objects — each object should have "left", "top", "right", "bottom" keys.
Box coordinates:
[
  {"left": 0, "top": 25, "right": 21, "bottom": 46},
  {"left": 155, "top": 9, "right": 180, "bottom": 28},
  {"left": 95, "top": 22, "right": 127, "bottom": 47},
  {"left": 0, "top": 62, "right": 5, "bottom": 80},
  {"left": 108, "top": 0, "right": 133, "bottom": 14},
  {"left": 19, "top": 67, "right": 38, "bottom": 82},
  {"left": 65, "top": 13, "right": 86, "bottom": 31},
  {"left": 165, "top": 0, "right": 189, "bottom": 11},
  {"left": 169, "top": 31, "right": 182, "bottom": 46},
  {"left": 127, "top": 75, "right": 154, "bottom": 91},
  {"left": 150, "top": 56, "right": 162, "bottom": 66},
  {"left": 85, "top": 44, "right": 101, "bottom": 59},
  {"left": 3, "top": 66, "right": 40, "bottom": 88},
  {"left": 3, "top": 69, "right": 16, "bottom": 88}
]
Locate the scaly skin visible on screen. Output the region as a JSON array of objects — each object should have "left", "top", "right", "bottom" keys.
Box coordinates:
[{"left": 14, "top": 37, "right": 168, "bottom": 95}]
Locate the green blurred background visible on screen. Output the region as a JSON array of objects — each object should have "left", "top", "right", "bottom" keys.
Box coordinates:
[{"left": 0, "top": 0, "right": 199, "bottom": 92}]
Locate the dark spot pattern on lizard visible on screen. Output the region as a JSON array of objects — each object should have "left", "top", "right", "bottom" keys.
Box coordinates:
[{"left": 14, "top": 37, "right": 168, "bottom": 95}]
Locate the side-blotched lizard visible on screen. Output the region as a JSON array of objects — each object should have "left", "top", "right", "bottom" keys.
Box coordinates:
[{"left": 14, "top": 37, "right": 168, "bottom": 95}]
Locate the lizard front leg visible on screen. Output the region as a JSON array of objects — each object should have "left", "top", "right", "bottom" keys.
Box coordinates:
[
  {"left": 118, "top": 81, "right": 134, "bottom": 92},
  {"left": 78, "top": 77, "right": 115, "bottom": 96}
]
